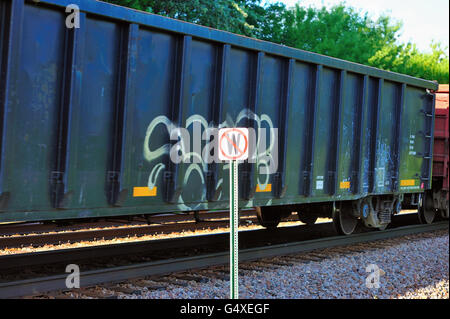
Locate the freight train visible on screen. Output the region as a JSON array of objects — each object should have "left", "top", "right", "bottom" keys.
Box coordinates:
[{"left": 0, "top": 0, "right": 448, "bottom": 235}]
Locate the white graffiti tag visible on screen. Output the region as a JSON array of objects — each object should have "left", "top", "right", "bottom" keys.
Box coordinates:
[{"left": 142, "top": 109, "right": 278, "bottom": 209}]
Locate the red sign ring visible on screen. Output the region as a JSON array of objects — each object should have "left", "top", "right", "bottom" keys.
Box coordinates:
[{"left": 219, "top": 128, "right": 249, "bottom": 160}]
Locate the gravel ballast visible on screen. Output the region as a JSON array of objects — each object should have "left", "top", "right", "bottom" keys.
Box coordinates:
[{"left": 108, "top": 231, "right": 449, "bottom": 299}]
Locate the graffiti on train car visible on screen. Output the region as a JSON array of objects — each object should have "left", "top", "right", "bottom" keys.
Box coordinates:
[{"left": 143, "top": 109, "right": 278, "bottom": 209}]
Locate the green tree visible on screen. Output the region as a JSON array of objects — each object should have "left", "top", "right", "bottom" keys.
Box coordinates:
[
  {"left": 103, "top": 0, "right": 449, "bottom": 83},
  {"left": 282, "top": 3, "right": 448, "bottom": 83},
  {"left": 105, "top": 0, "right": 259, "bottom": 37},
  {"left": 369, "top": 41, "right": 449, "bottom": 84},
  {"left": 252, "top": 2, "right": 292, "bottom": 43},
  {"left": 281, "top": 4, "right": 402, "bottom": 65}
]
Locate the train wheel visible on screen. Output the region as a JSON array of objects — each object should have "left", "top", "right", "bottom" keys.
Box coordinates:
[
  {"left": 418, "top": 206, "right": 435, "bottom": 224},
  {"left": 297, "top": 213, "right": 318, "bottom": 225},
  {"left": 333, "top": 202, "right": 358, "bottom": 236},
  {"left": 256, "top": 206, "right": 281, "bottom": 229},
  {"left": 418, "top": 191, "right": 436, "bottom": 224}
]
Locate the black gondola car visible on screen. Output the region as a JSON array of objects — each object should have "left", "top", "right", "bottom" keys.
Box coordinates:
[{"left": 0, "top": 0, "right": 439, "bottom": 234}]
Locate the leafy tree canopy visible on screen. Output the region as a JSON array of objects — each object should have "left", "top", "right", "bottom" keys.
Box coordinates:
[{"left": 105, "top": 0, "right": 449, "bottom": 84}]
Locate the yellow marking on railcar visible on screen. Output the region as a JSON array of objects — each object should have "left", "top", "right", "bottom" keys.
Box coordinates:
[
  {"left": 400, "top": 179, "right": 416, "bottom": 187},
  {"left": 340, "top": 181, "right": 351, "bottom": 189},
  {"left": 133, "top": 186, "right": 157, "bottom": 197},
  {"left": 256, "top": 184, "right": 272, "bottom": 192}
]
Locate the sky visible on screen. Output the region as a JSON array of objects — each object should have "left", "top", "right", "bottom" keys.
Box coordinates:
[{"left": 264, "top": 0, "right": 449, "bottom": 54}]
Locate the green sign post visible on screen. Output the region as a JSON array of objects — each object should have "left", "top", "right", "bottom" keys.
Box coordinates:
[
  {"left": 229, "top": 159, "right": 239, "bottom": 299},
  {"left": 218, "top": 128, "right": 249, "bottom": 299}
]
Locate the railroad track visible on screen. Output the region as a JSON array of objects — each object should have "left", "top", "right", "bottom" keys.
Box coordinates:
[
  {"left": 0, "top": 210, "right": 260, "bottom": 249},
  {"left": 0, "top": 214, "right": 447, "bottom": 299}
]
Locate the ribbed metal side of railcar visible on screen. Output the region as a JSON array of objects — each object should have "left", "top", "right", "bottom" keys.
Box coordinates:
[{"left": 0, "top": 0, "right": 438, "bottom": 223}]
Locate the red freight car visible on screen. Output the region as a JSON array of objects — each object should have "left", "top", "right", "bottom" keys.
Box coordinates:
[
  {"left": 421, "top": 85, "right": 449, "bottom": 222},
  {"left": 434, "top": 85, "right": 449, "bottom": 217},
  {"left": 419, "top": 85, "right": 449, "bottom": 223}
]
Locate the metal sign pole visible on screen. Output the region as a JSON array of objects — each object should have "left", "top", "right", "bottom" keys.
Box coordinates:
[
  {"left": 219, "top": 127, "right": 248, "bottom": 300},
  {"left": 229, "top": 160, "right": 239, "bottom": 299}
]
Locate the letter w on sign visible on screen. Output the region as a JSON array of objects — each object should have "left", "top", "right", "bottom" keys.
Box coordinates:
[{"left": 218, "top": 128, "right": 249, "bottom": 161}]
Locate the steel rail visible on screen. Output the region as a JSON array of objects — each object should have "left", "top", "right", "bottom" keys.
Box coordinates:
[
  {"left": 0, "top": 210, "right": 258, "bottom": 249},
  {"left": 0, "top": 219, "right": 333, "bottom": 271},
  {"left": 0, "top": 212, "right": 421, "bottom": 270},
  {"left": 0, "top": 219, "right": 256, "bottom": 249},
  {"left": 0, "top": 221, "right": 447, "bottom": 299},
  {"left": 0, "top": 209, "right": 257, "bottom": 235}
]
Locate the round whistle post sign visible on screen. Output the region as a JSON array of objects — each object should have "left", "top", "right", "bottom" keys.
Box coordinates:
[{"left": 218, "top": 128, "right": 249, "bottom": 161}]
